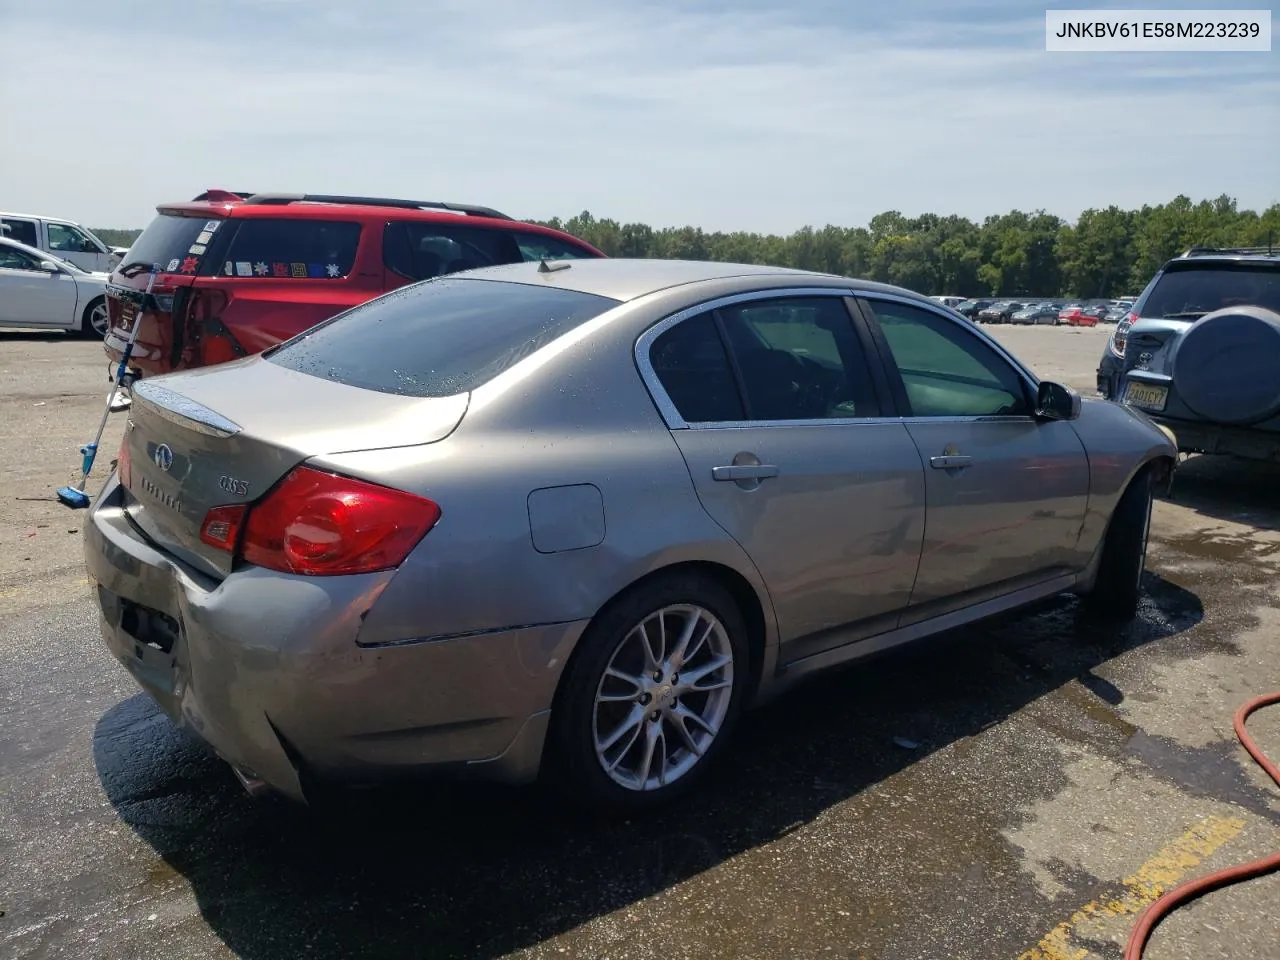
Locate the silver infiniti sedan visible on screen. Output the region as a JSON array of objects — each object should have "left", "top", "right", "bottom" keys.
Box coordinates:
[{"left": 84, "top": 259, "right": 1177, "bottom": 813}]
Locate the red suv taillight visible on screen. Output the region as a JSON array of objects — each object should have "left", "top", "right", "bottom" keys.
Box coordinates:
[
  {"left": 204, "top": 466, "right": 441, "bottom": 576},
  {"left": 1110, "top": 313, "right": 1138, "bottom": 359}
]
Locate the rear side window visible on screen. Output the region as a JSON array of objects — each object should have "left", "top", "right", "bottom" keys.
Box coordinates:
[
  {"left": 218, "top": 218, "right": 361, "bottom": 279},
  {"left": 1, "top": 218, "right": 38, "bottom": 247},
  {"left": 650, "top": 313, "right": 745, "bottom": 423},
  {"left": 267, "top": 277, "right": 619, "bottom": 397},
  {"left": 1141, "top": 264, "right": 1280, "bottom": 319},
  {"left": 127, "top": 214, "right": 221, "bottom": 274}
]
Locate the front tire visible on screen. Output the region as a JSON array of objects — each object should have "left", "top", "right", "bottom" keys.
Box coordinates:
[
  {"left": 1085, "top": 469, "right": 1154, "bottom": 619},
  {"left": 547, "top": 572, "right": 749, "bottom": 815},
  {"left": 80, "top": 297, "right": 108, "bottom": 339}
]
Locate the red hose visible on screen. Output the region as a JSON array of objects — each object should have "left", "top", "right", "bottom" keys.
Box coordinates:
[{"left": 1124, "top": 691, "right": 1280, "bottom": 960}]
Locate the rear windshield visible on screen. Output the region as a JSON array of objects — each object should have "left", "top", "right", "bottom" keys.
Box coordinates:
[
  {"left": 126, "top": 214, "right": 223, "bottom": 274},
  {"left": 216, "top": 218, "right": 362, "bottom": 279},
  {"left": 267, "top": 277, "right": 620, "bottom": 397},
  {"left": 1141, "top": 264, "right": 1280, "bottom": 319}
]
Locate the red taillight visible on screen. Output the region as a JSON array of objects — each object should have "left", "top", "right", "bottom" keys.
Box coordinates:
[
  {"left": 1110, "top": 313, "right": 1138, "bottom": 359},
  {"left": 200, "top": 504, "right": 247, "bottom": 552},
  {"left": 236, "top": 466, "right": 441, "bottom": 576}
]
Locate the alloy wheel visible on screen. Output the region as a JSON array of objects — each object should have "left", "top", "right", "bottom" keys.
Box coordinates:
[{"left": 592, "top": 604, "right": 734, "bottom": 791}]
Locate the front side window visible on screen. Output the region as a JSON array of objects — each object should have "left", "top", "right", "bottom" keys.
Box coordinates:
[
  {"left": 719, "top": 297, "right": 880, "bottom": 421},
  {"left": 0, "top": 245, "right": 41, "bottom": 270},
  {"left": 383, "top": 222, "right": 520, "bottom": 282},
  {"left": 865, "top": 299, "right": 1031, "bottom": 418},
  {"left": 218, "top": 218, "right": 361, "bottom": 279},
  {"left": 516, "top": 233, "right": 597, "bottom": 262},
  {"left": 47, "top": 222, "right": 98, "bottom": 253}
]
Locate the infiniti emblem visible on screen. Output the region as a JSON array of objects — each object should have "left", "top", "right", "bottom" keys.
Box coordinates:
[{"left": 153, "top": 443, "right": 174, "bottom": 472}]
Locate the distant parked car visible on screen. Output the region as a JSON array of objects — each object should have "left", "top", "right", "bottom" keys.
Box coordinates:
[
  {"left": 978, "top": 301, "right": 1025, "bottom": 323},
  {"left": 955, "top": 299, "right": 994, "bottom": 320},
  {"left": 0, "top": 211, "right": 126, "bottom": 273},
  {"left": 930, "top": 295, "right": 966, "bottom": 309},
  {"left": 0, "top": 237, "right": 110, "bottom": 336},
  {"left": 1066, "top": 305, "right": 1108, "bottom": 327},
  {"left": 1102, "top": 246, "right": 1280, "bottom": 462},
  {"left": 84, "top": 258, "right": 1176, "bottom": 813},
  {"left": 103, "top": 189, "right": 605, "bottom": 386},
  {"left": 1010, "top": 304, "right": 1061, "bottom": 325}
]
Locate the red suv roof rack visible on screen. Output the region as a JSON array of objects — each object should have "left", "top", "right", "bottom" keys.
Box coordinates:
[{"left": 237, "top": 193, "right": 513, "bottom": 221}]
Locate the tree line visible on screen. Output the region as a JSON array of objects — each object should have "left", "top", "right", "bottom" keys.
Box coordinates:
[
  {"left": 538, "top": 194, "right": 1278, "bottom": 298},
  {"left": 95, "top": 193, "right": 1277, "bottom": 299}
]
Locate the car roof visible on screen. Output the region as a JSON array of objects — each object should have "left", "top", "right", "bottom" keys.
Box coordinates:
[
  {"left": 155, "top": 196, "right": 586, "bottom": 240},
  {"left": 0, "top": 210, "right": 76, "bottom": 225},
  {"left": 446, "top": 257, "right": 918, "bottom": 303}
]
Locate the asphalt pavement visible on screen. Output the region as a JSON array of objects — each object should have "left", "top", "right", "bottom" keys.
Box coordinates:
[{"left": 1, "top": 325, "right": 1278, "bottom": 960}]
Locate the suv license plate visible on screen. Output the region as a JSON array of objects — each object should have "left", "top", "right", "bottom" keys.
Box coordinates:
[{"left": 1123, "top": 381, "right": 1168, "bottom": 412}]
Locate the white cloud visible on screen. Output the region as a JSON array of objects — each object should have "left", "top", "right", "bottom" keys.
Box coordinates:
[{"left": 0, "top": 0, "right": 1275, "bottom": 233}]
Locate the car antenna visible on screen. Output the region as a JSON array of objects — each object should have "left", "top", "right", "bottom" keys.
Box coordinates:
[{"left": 538, "top": 258, "right": 571, "bottom": 273}]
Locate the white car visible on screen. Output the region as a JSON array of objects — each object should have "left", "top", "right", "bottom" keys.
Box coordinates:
[
  {"left": 0, "top": 211, "right": 127, "bottom": 273},
  {"left": 0, "top": 237, "right": 111, "bottom": 337},
  {"left": 930, "top": 295, "right": 966, "bottom": 308}
]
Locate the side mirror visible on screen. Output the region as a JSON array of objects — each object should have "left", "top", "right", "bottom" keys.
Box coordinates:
[
  {"left": 1035, "top": 380, "right": 1081, "bottom": 421},
  {"left": 38, "top": 260, "right": 61, "bottom": 273}
]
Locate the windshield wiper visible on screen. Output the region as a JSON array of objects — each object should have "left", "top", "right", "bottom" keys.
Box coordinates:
[
  {"left": 1161, "top": 311, "right": 1207, "bottom": 319},
  {"left": 117, "top": 261, "right": 157, "bottom": 278}
]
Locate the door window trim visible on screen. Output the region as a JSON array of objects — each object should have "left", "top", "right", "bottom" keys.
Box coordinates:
[
  {"left": 852, "top": 291, "right": 1041, "bottom": 424},
  {"left": 636, "top": 286, "right": 895, "bottom": 430}
]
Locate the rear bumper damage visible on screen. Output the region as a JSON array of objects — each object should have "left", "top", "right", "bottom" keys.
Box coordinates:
[{"left": 84, "top": 476, "right": 583, "bottom": 802}]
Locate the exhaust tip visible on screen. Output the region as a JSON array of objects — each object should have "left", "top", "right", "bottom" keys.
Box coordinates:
[{"left": 229, "top": 763, "right": 273, "bottom": 798}]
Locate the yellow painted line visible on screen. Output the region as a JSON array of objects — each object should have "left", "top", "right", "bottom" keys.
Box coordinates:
[{"left": 1015, "top": 814, "right": 1246, "bottom": 960}]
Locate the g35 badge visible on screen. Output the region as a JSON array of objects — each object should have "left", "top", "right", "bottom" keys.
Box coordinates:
[{"left": 218, "top": 475, "right": 250, "bottom": 497}]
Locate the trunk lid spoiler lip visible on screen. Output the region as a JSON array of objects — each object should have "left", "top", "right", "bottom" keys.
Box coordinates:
[{"left": 132, "top": 380, "right": 242, "bottom": 438}]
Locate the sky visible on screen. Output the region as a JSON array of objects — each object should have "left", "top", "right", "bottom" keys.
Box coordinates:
[{"left": 1, "top": 0, "right": 1276, "bottom": 234}]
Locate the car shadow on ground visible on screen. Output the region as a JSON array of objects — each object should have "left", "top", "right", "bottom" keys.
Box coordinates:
[
  {"left": 0, "top": 330, "right": 79, "bottom": 342},
  {"left": 93, "top": 575, "right": 1204, "bottom": 960},
  {"left": 1164, "top": 453, "right": 1280, "bottom": 533}
]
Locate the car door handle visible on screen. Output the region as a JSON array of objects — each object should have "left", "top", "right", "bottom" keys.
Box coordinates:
[
  {"left": 712, "top": 464, "right": 780, "bottom": 482},
  {"left": 929, "top": 455, "right": 973, "bottom": 470}
]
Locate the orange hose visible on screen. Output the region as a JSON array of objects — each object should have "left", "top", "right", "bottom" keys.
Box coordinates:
[{"left": 1124, "top": 691, "right": 1280, "bottom": 960}]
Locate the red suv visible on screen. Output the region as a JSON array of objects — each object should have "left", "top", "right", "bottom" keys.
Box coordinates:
[{"left": 104, "top": 190, "right": 604, "bottom": 380}]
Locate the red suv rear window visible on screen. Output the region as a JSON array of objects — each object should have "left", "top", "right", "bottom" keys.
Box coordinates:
[{"left": 125, "top": 214, "right": 224, "bottom": 274}]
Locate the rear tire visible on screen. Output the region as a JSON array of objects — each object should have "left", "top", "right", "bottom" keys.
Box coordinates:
[
  {"left": 80, "top": 297, "right": 108, "bottom": 339},
  {"left": 1085, "top": 468, "right": 1154, "bottom": 620},
  {"left": 546, "top": 572, "right": 749, "bottom": 816}
]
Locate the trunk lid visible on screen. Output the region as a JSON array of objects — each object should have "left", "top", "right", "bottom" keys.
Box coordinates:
[
  {"left": 121, "top": 359, "right": 468, "bottom": 578},
  {"left": 105, "top": 211, "right": 231, "bottom": 374}
]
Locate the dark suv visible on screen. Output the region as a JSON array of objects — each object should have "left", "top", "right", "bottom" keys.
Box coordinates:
[
  {"left": 1102, "top": 246, "right": 1280, "bottom": 461},
  {"left": 104, "top": 190, "right": 604, "bottom": 380}
]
